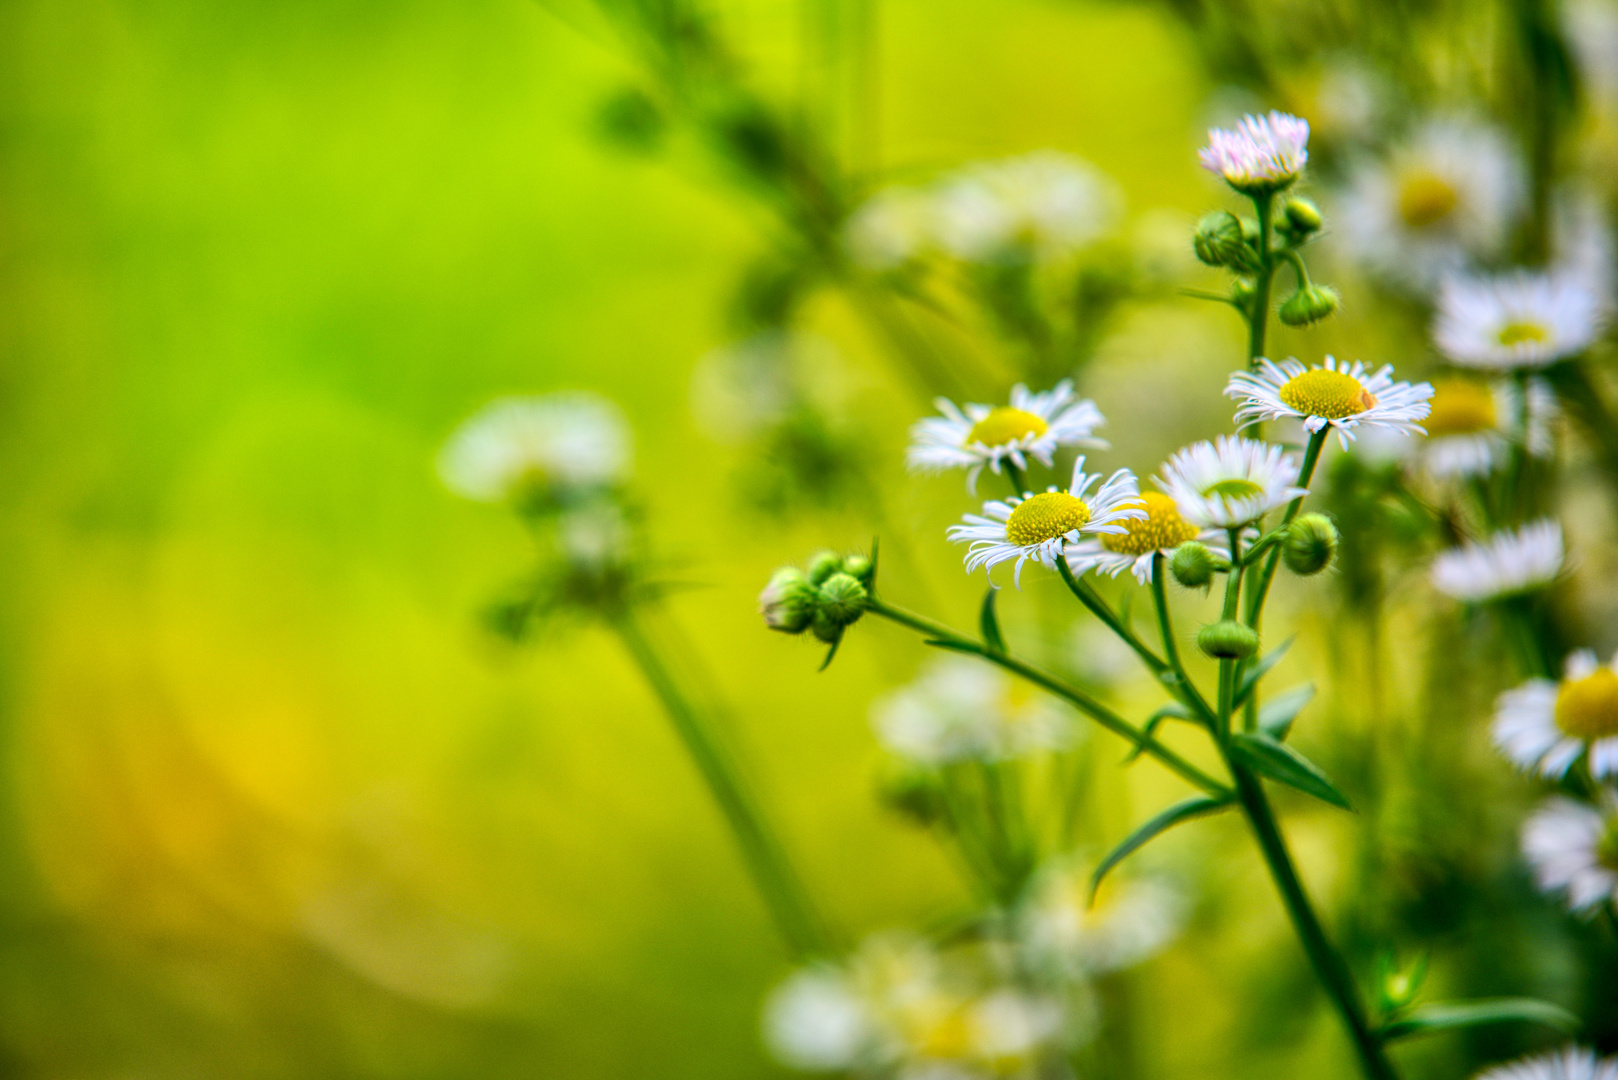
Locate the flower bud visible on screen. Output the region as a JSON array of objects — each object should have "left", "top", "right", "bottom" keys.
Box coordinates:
[
  {"left": 1283, "top": 513, "right": 1339, "bottom": 576},
  {"left": 876, "top": 763, "right": 947, "bottom": 828},
  {"left": 1229, "top": 278, "right": 1257, "bottom": 312},
  {"left": 1197, "top": 619, "right": 1259, "bottom": 660},
  {"left": 759, "top": 567, "right": 818, "bottom": 634},
  {"left": 1170, "top": 541, "right": 1217, "bottom": 589},
  {"left": 1282, "top": 197, "right": 1322, "bottom": 234},
  {"left": 1192, "top": 211, "right": 1246, "bottom": 268},
  {"left": 806, "top": 549, "right": 843, "bottom": 585},
  {"left": 842, "top": 553, "right": 874, "bottom": 586},
  {"left": 1278, "top": 283, "right": 1339, "bottom": 327},
  {"left": 812, "top": 571, "right": 869, "bottom": 643}
]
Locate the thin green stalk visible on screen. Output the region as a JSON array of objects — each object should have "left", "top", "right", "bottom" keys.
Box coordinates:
[
  {"left": 1056, "top": 557, "right": 1167, "bottom": 674},
  {"left": 1148, "top": 553, "right": 1217, "bottom": 727},
  {"left": 1247, "top": 192, "right": 1276, "bottom": 366},
  {"left": 1003, "top": 460, "right": 1027, "bottom": 498},
  {"left": 1229, "top": 769, "right": 1401, "bottom": 1080},
  {"left": 613, "top": 610, "right": 830, "bottom": 958},
  {"left": 865, "top": 596, "right": 1230, "bottom": 797},
  {"left": 1243, "top": 426, "right": 1330, "bottom": 627}
]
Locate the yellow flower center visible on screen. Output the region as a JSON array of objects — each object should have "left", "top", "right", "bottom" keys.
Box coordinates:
[
  {"left": 1555, "top": 668, "right": 1618, "bottom": 740},
  {"left": 1279, "top": 369, "right": 1378, "bottom": 420},
  {"left": 1101, "top": 492, "right": 1199, "bottom": 556},
  {"left": 1397, "top": 170, "right": 1459, "bottom": 229},
  {"left": 1005, "top": 491, "right": 1091, "bottom": 546},
  {"left": 968, "top": 407, "right": 1048, "bottom": 448},
  {"left": 1496, "top": 321, "right": 1551, "bottom": 348},
  {"left": 1424, "top": 378, "right": 1497, "bottom": 437}
]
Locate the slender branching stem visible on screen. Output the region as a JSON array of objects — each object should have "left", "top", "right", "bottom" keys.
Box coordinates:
[{"left": 1247, "top": 192, "right": 1276, "bottom": 367}]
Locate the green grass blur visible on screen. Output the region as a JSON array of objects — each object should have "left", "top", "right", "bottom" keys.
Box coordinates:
[{"left": 0, "top": 1, "right": 1484, "bottom": 1077}]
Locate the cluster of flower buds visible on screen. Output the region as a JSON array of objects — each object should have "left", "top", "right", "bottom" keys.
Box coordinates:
[{"left": 759, "top": 550, "right": 875, "bottom": 645}]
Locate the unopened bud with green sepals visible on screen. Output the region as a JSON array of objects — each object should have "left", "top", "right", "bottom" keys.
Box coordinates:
[
  {"left": 1197, "top": 619, "right": 1259, "bottom": 660},
  {"left": 1283, "top": 514, "right": 1339, "bottom": 576}
]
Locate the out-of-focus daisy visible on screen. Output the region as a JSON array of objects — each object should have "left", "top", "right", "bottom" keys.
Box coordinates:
[
  {"left": 1476, "top": 1046, "right": 1618, "bottom": 1080},
  {"left": 1227, "top": 356, "right": 1434, "bottom": 447},
  {"left": 1064, "top": 492, "right": 1213, "bottom": 585},
  {"left": 949, "top": 459, "right": 1145, "bottom": 586},
  {"left": 764, "top": 968, "right": 874, "bottom": 1071},
  {"left": 1158, "top": 435, "right": 1307, "bottom": 527},
  {"left": 1018, "top": 858, "right": 1187, "bottom": 977},
  {"left": 1418, "top": 377, "right": 1557, "bottom": 479},
  {"left": 935, "top": 151, "right": 1120, "bottom": 263},
  {"left": 439, "top": 393, "right": 631, "bottom": 504},
  {"left": 846, "top": 186, "right": 938, "bottom": 272},
  {"left": 909, "top": 382, "right": 1107, "bottom": 491},
  {"left": 1494, "top": 647, "right": 1618, "bottom": 779},
  {"left": 1337, "top": 117, "right": 1525, "bottom": 288},
  {"left": 872, "top": 657, "right": 1073, "bottom": 765},
  {"left": 1521, "top": 795, "right": 1618, "bottom": 917},
  {"left": 1432, "top": 270, "right": 1605, "bottom": 370},
  {"left": 1198, "top": 111, "right": 1310, "bottom": 193},
  {"left": 1431, "top": 519, "right": 1565, "bottom": 603}
]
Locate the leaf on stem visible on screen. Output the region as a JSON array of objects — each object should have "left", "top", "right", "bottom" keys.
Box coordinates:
[
  {"left": 818, "top": 637, "right": 842, "bottom": 672},
  {"left": 1089, "top": 794, "right": 1234, "bottom": 902},
  {"left": 1378, "top": 999, "right": 1580, "bottom": 1043},
  {"left": 1234, "top": 636, "right": 1295, "bottom": 707},
  {"left": 1230, "top": 732, "right": 1353, "bottom": 810},
  {"left": 1258, "top": 683, "right": 1315, "bottom": 741},
  {"left": 980, "top": 587, "right": 1007, "bottom": 654},
  {"left": 1123, "top": 704, "right": 1193, "bottom": 763}
]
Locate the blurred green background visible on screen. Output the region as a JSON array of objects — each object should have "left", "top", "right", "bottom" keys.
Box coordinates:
[{"left": 0, "top": 1, "right": 1455, "bottom": 1076}]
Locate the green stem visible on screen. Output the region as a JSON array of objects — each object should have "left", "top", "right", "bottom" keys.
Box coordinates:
[
  {"left": 613, "top": 610, "right": 830, "bottom": 958},
  {"left": 1056, "top": 557, "right": 1167, "bottom": 674},
  {"left": 1247, "top": 192, "right": 1276, "bottom": 367},
  {"left": 865, "top": 597, "right": 1230, "bottom": 797},
  {"left": 1230, "top": 768, "right": 1401, "bottom": 1080},
  {"left": 1243, "top": 426, "right": 1330, "bottom": 628},
  {"left": 1003, "top": 460, "right": 1027, "bottom": 498}
]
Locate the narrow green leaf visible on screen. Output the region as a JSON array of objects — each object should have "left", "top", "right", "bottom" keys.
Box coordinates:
[
  {"left": 1258, "top": 684, "right": 1315, "bottom": 741},
  {"left": 1234, "top": 636, "right": 1295, "bottom": 707},
  {"left": 980, "top": 587, "right": 1007, "bottom": 654},
  {"left": 817, "top": 636, "right": 842, "bottom": 672},
  {"left": 1123, "top": 705, "right": 1193, "bottom": 763},
  {"left": 1379, "top": 998, "right": 1580, "bottom": 1043},
  {"left": 1089, "top": 795, "right": 1233, "bottom": 900},
  {"left": 1230, "top": 732, "right": 1353, "bottom": 810}
]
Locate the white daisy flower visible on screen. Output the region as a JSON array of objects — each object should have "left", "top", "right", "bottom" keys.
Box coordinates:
[
  {"left": 1337, "top": 117, "right": 1525, "bottom": 289},
  {"left": 846, "top": 186, "right": 938, "bottom": 272},
  {"left": 1158, "top": 435, "right": 1308, "bottom": 528},
  {"left": 1521, "top": 795, "right": 1618, "bottom": 918},
  {"left": 908, "top": 381, "right": 1107, "bottom": 491},
  {"left": 1226, "top": 356, "right": 1434, "bottom": 447},
  {"left": 1198, "top": 110, "right": 1310, "bottom": 193},
  {"left": 1418, "top": 377, "right": 1558, "bottom": 479},
  {"left": 1064, "top": 491, "right": 1219, "bottom": 585},
  {"left": 439, "top": 393, "right": 630, "bottom": 504},
  {"left": 1432, "top": 270, "right": 1605, "bottom": 370},
  {"left": 934, "top": 151, "right": 1120, "bottom": 263},
  {"left": 1018, "top": 858, "right": 1187, "bottom": 977},
  {"left": 949, "top": 459, "right": 1146, "bottom": 586},
  {"left": 764, "top": 968, "right": 874, "bottom": 1071},
  {"left": 1431, "top": 519, "right": 1566, "bottom": 604},
  {"left": 1494, "top": 647, "right": 1618, "bottom": 779},
  {"left": 1477, "top": 1047, "right": 1618, "bottom": 1080},
  {"left": 872, "top": 657, "right": 1072, "bottom": 765}
]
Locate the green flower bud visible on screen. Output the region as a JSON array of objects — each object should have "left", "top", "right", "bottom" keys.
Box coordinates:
[
  {"left": 1192, "top": 211, "right": 1246, "bottom": 267},
  {"left": 1170, "top": 541, "right": 1217, "bottom": 589},
  {"left": 1278, "top": 283, "right": 1339, "bottom": 327},
  {"left": 876, "top": 763, "right": 947, "bottom": 828},
  {"left": 758, "top": 567, "right": 817, "bottom": 634},
  {"left": 1283, "top": 514, "right": 1339, "bottom": 576},
  {"left": 812, "top": 571, "right": 869, "bottom": 643},
  {"left": 1282, "top": 197, "right": 1322, "bottom": 234},
  {"left": 842, "top": 553, "right": 875, "bottom": 586},
  {"left": 1197, "top": 619, "right": 1260, "bottom": 660},
  {"left": 806, "top": 549, "right": 843, "bottom": 585}
]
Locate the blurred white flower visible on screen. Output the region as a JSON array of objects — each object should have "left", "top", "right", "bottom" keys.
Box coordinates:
[
  {"left": 1158, "top": 435, "right": 1307, "bottom": 528},
  {"left": 1565, "top": 0, "right": 1618, "bottom": 102},
  {"left": 1198, "top": 111, "right": 1310, "bottom": 193},
  {"left": 1430, "top": 520, "right": 1565, "bottom": 603},
  {"left": 1520, "top": 795, "right": 1618, "bottom": 917},
  {"left": 872, "top": 657, "right": 1072, "bottom": 764},
  {"left": 690, "top": 331, "right": 846, "bottom": 443},
  {"left": 846, "top": 186, "right": 939, "bottom": 271},
  {"left": 935, "top": 152, "right": 1121, "bottom": 262},
  {"left": 1226, "top": 356, "right": 1433, "bottom": 447},
  {"left": 909, "top": 380, "right": 1108, "bottom": 492},
  {"left": 1433, "top": 270, "right": 1605, "bottom": 370},
  {"left": 1337, "top": 118, "right": 1525, "bottom": 289},
  {"left": 764, "top": 968, "right": 874, "bottom": 1071},
  {"left": 1018, "top": 858, "right": 1187, "bottom": 977},
  {"left": 1476, "top": 1045, "right": 1618, "bottom": 1080},
  {"left": 1418, "top": 377, "right": 1557, "bottom": 479},
  {"left": 439, "top": 393, "right": 630, "bottom": 503},
  {"left": 1495, "top": 648, "right": 1618, "bottom": 780}
]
